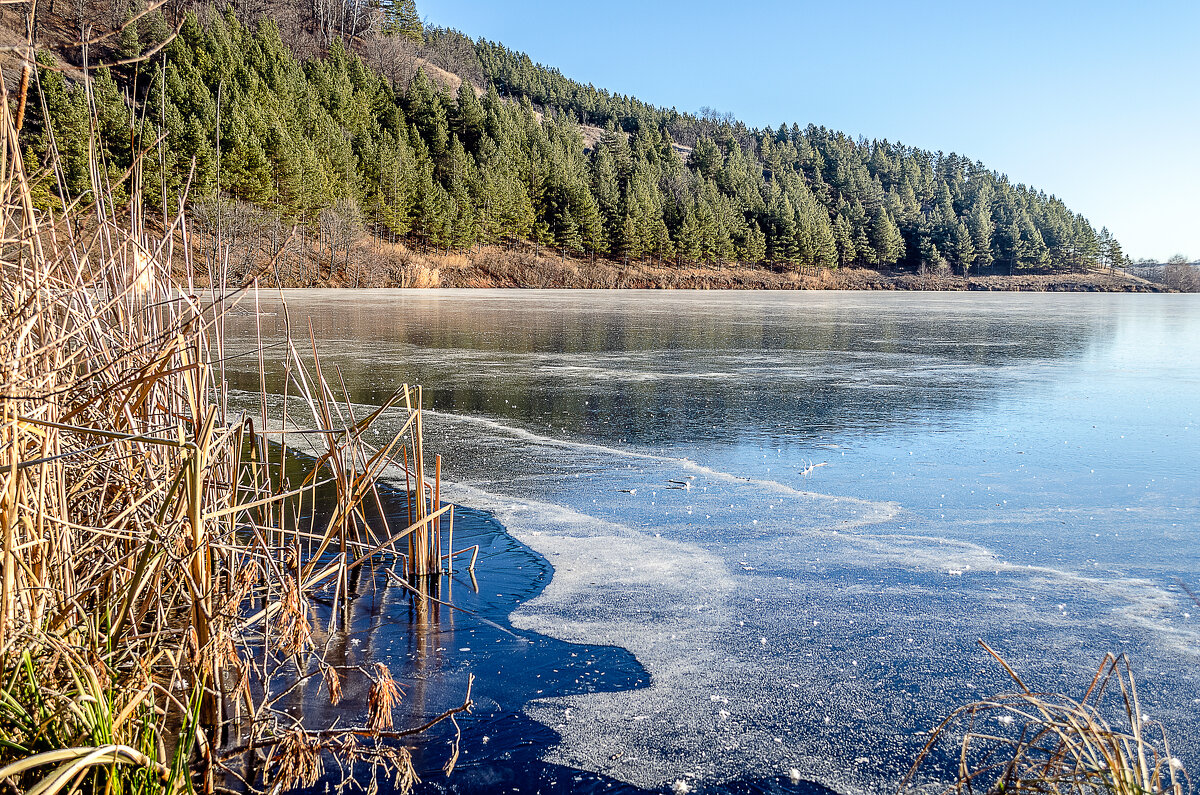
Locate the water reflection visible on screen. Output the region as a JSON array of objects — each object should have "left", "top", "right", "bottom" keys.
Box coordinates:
[
  {"left": 223, "top": 291, "right": 1200, "bottom": 795},
  {"left": 225, "top": 291, "right": 1121, "bottom": 450}
]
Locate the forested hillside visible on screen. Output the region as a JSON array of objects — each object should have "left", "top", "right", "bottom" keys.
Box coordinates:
[{"left": 16, "top": 0, "right": 1127, "bottom": 276}]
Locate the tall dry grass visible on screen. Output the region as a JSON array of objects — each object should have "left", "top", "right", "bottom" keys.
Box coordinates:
[
  {"left": 0, "top": 45, "right": 466, "bottom": 795},
  {"left": 902, "top": 642, "right": 1189, "bottom": 795}
]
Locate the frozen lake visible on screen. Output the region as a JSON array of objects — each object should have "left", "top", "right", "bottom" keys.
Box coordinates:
[{"left": 225, "top": 289, "right": 1200, "bottom": 794}]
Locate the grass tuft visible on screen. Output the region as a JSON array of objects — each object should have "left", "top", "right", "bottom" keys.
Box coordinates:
[{"left": 902, "top": 641, "right": 1189, "bottom": 795}]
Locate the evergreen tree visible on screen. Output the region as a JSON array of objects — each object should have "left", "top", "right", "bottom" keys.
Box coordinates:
[
  {"left": 379, "top": 0, "right": 423, "bottom": 41},
  {"left": 675, "top": 205, "right": 701, "bottom": 265},
  {"left": 590, "top": 145, "right": 621, "bottom": 248},
  {"left": 832, "top": 213, "right": 856, "bottom": 267},
  {"left": 869, "top": 209, "right": 904, "bottom": 266},
  {"left": 805, "top": 206, "right": 838, "bottom": 269},
  {"left": 29, "top": 54, "right": 92, "bottom": 200},
  {"left": 741, "top": 221, "right": 766, "bottom": 265},
  {"left": 650, "top": 216, "right": 674, "bottom": 263},
  {"left": 567, "top": 182, "right": 605, "bottom": 256},
  {"left": 967, "top": 199, "right": 995, "bottom": 270},
  {"left": 950, "top": 220, "right": 975, "bottom": 275},
  {"left": 1099, "top": 227, "right": 1125, "bottom": 271},
  {"left": 688, "top": 137, "right": 723, "bottom": 182},
  {"left": 453, "top": 81, "right": 487, "bottom": 154},
  {"left": 618, "top": 211, "right": 642, "bottom": 264}
]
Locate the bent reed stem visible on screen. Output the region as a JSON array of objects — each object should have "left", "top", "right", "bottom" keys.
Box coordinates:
[{"left": 0, "top": 43, "right": 467, "bottom": 795}]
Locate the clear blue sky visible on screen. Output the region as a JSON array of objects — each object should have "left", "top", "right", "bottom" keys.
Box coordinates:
[{"left": 420, "top": 0, "right": 1198, "bottom": 262}]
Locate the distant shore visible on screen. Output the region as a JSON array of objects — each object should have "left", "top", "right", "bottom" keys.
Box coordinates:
[
  {"left": 167, "top": 227, "right": 1175, "bottom": 292},
  {"left": 270, "top": 243, "right": 1173, "bottom": 292}
]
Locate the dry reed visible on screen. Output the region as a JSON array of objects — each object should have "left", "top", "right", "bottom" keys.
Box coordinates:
[
  {"left": 902, "top": 641, "right": 1189, "bottom": 795},
  {"left": 0, "top": 36, "right": 468, "bottom": 795}
]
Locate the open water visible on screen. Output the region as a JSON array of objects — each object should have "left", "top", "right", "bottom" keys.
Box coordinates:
[{"left": 224, "top": 290, "right": 1200, "bottom": 795}]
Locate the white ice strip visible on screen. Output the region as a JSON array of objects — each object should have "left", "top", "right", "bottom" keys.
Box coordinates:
[
  {"left": 230, "top": 387, "right": 1200, "bottom": 656},
  {"left": 427, "top": 408, "right": 901, "bottom": 527},
  {"left": 444, "top": 481, "right": 1200, "bottom": 793},
  {"left": 228, "top": 388, "right": 1200, "bottom": 652},
  {"left": 226, "top": 387, "right": 1200, "bottom": 792}
]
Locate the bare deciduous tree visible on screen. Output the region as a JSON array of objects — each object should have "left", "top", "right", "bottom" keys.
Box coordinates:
[
  {"left": 316, "top": 197, "right": 361, "bottom": 281},
  {"left": 191, "top": 197, "right": 278, "bottom": 284},
  {"left": 420, "top": 28, "right": 484, "bottom": 88},
  {"left": 1163, "top": 254, "right": 1199, "bottom": 292},
  {"left": 362, "top": 28, "right": 420, "bottom": 87}
]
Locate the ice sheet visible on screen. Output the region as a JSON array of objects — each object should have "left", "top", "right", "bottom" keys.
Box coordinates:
[{"left": 223, "top": 290, "right": 1200, "bottom": 794}]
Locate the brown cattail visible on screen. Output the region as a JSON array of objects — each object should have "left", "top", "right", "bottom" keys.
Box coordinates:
[
  {"left": 273, "top": 729, "right": 324, "bottom": 791},
  {"left": 367, "top": 662, "right": 403, "bottom": 732},
  {"left": 323, "top": 664, "right": 343, "bottom": 706},
  {"left": 129, "top": 242, "right": 157, "bottom": 298}
]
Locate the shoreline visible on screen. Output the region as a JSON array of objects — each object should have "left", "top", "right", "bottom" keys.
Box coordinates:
[
  {"left": 316, "top": 472, "right": 842, "bottom": 794},
  {"left": 428, "top": 249, "right": 1170, "bottom": 292},
  {"left": 305, "top": 478, "right": 656, "bottom": 792},
  {"left": 167, "top": 229, "right": 1174, "bottom": 292}
]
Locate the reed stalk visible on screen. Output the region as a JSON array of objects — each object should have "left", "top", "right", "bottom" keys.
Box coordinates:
[
  {"left": 902, "top": 642, "right": 1189, "bottom": 795},
  {"left": 0, "top": 37, "right": 469, "bottom": 795}
]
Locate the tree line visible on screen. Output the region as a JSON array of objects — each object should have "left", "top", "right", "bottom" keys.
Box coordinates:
[{"left": 20, "top": 3, "right": 1125, "bottom": 274}]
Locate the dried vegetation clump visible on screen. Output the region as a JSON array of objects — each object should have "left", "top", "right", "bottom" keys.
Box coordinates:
[
  {"left": 0, "top": 46, "right": 466, "bottom": 795},
  {"left": 903, "top": 642, "right": 1189, "bottom": 795}
]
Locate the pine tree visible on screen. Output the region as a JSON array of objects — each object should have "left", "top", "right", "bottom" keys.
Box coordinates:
[
  {"left": 968, "top": 200, "right": 995, "bottom": 271},
  {"left": 1072, "top": 219, "right": 1100, "bottom": 270},
  {"left": 950, "top": 220, "right": 975, "bottom": 276},
  {"left": 694, "top": 198, "right": 720, "bottom": 263},
  {"left": 833, "top": 213, "right": 856, "bottom": 267},
  {"left": 22, "top": 145, "right": 53, "bottom": 212},
  {"left": 766, "top": 193, "right": 798, "bottom": 265},
  {"left": 223, "top": 133, "right": 275, "bottom": 202},
  {"left": 675, "top": 205, "right": 701, "bottom": 266},
  {"left": 365, "top": 130, "right": 414, "bottom": 236},
  {"left": 31, "top": 55, "right": 92, "bottom": 200},
  {"left": 853, "top": 226, "right": 875, "bottom": 266},
  {"left": 569, "top": 184, "right": 605, "bottom": 256},
  {"left": 453, "top": 81, "right": 487, "bottom": 154},
  {"left": 379, "top": 0, "right": 422, "bottom": 41},
  {"left": 1099, "top": 227, "right": 1124, "bottom": 271},
  {"left": 689, "top": 137, "right": 723, "bottom": 182},
  {"left": 406, "top": 68, "right": 448, "bottom": 163},
  {"left": 590, "top": 145, "right": 621, "bottom": 248},
  {"left": 410, "top": 137, "right": 446, "bottom": 248},
  {"left": 650, "top": 217, "right": 674, "bottom": 263},
  {"left": 869, "top": 209, "right": 904, "bottom": 266},
  {"left": 919, "top": 237, "right": 942, "bottom": 272},
  {"left": 92, "top": 68, "right": 134, "bottom": 200},
  {"left": 618, "top": 211, "right": 642, "bottom": 265},
  {"left": 1017, "top": 217, "right": 1050, "bottom": 270},
  {"left": 810, "top": 211, "right": 838, "bottom": 269},
  {"left": 744, "top": 221, "right": 766, "bottom": 264},
  {"left": 118, "top": 6, "right": 142, "bottom": 61}
]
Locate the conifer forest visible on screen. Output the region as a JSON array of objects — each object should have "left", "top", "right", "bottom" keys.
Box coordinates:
[{"left": 20, "top": 0, "right": 1128, "bottom": 276}]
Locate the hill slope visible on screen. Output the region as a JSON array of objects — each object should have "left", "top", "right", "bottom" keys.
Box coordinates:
[{"left": 4, "top": 0, "right": 1132, "bottom": 282}]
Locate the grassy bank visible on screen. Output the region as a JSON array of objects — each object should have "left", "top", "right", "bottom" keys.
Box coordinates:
[
  {"left": 173, "top": 218, "right": 1173, "bottom": 292},
  {"left": 426, "top": 247, "right": 1171, "bottom": 292}
]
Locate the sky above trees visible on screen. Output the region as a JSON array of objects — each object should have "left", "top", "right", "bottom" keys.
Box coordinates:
[{"left": 420, "top": 0, "right": 1198, "bottom": 261}]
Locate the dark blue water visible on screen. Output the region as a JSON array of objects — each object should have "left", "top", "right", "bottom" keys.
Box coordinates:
[
  {"left": 227, "top": 290, "right": 1200, "bottom": 795},
  {"left": 279, "top": 488, "right": 838, "bottom": 795}
]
